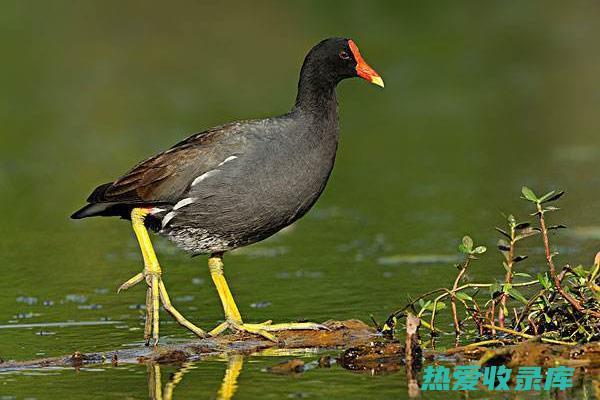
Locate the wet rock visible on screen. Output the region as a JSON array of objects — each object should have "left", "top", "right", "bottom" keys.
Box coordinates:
[
  {"left": 340, "top": 341, "right": 405, "bottom": 374},
  {"left": 480, "top": 341, "right": 557, "bottom": 369},
  {"left": 151, "top": 350, "right": 189, "bottom": 364},
  {"left": 318, "top": 355, "right": 332, "bottom": 368}
]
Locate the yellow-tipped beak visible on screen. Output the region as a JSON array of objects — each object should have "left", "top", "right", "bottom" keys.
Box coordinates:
[
  {"left": 370, "top": 76, "right": 385, "bottom": 88},
  {"left": 348, "top": 40, "right": 384, "bottom": 89}
]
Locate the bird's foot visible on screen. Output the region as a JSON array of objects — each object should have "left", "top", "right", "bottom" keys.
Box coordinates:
[
  {"left": 118, "top": 269, "right": 208, "bottom": 345},
  {"left": 209, "top": 319, "right": 328, "bottom": 342}
]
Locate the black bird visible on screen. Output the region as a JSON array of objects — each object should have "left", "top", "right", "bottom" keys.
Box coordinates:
[{"left": 72, "top": 37, "right": 384, "bottom": 345}]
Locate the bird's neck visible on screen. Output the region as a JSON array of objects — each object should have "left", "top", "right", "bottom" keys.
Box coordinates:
[{"left": 293, "top": 67, "right": 338, "bottom": 120}]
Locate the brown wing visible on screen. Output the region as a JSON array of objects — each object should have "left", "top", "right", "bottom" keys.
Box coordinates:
[
  {"left": 101, "top": 146, "right": 203, "bottom": 204},
  {"left": 92, "top": 124, "right": 236, "bottom": 205}
]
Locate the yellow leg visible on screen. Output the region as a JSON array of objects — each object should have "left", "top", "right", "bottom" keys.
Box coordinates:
[
  {"left": 119, "top": 208, "right": 207, "bottom": 345},
  {"left": 207, "top": 253, "right": 327, "bottom": 342}
]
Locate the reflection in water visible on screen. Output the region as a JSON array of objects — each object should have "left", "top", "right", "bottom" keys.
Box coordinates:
[{"left": 147, "top": 355, "right": 244, "bottom": 400}]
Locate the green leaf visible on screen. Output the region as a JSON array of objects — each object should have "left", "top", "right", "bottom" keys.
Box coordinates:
[
  {"left": 489, "top": 282, "right": 502, "bottom": 297},
  {"left": 473, "top": 246, "right": 487, "bottom": 254},
  {"left": 538, "top": 190, "right": 556, "bottom": 203},
  {"left": 515, "top": 227, "right": 540, "bottom": 241},
  {"left": 455, "top": 292, "right": 473, "bottom": 301},
  {"left": 572, "top": 265, "right": 588, "bottom": 278},
  {"left": 462, "top": 236, "right": 473, "bottom": 251},
  {"left": 507, "top": 287, "right": 528, "bottom": 304},
  {"left": 514, "top": 272, "right": 532, "bottom": 278},
  {"left": 521, "top": 186, "right": 539, "bottom": 202},
  {"left": 515, "top": 222, "right": 531, "bottom": 230},
  {"left": 495, "top": 227, "right": 511, "bottom": 239},
  {"left": 547, "top": 225, "right": 567, "bottom": 230},
  {"left": 458, "top": 244, "right": 470, "bottom": 254},
  {"left": 540, "top": 190, "right": 565, "bottom": 204},
  {"left": 537, "top": 272, "right": 551, "bottom": 290},
  {"left": 424, "top": 301, "right": 446, "bottom": 311}
]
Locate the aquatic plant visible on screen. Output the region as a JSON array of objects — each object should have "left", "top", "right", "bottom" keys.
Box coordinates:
[{"left": 381, "top": 187, "right": 600, "bottom": 345}]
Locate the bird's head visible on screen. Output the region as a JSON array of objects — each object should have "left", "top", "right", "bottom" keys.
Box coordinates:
[{"left": 302, "top": 37, "right": 384, "bottom": 88}]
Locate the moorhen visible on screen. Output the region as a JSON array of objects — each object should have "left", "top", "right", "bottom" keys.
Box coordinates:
[{"left": 72, "top": 37, "right": 384, "bottom": 345}]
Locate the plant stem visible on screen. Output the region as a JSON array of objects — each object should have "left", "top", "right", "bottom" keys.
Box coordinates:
[
  {"left": 483, "top": 324, "right": 577, "bottom": 346},
  {"left": 498, "top": 226, "right": 515, "bottom": 328},
  {"left": 451, "top": 257, "right": 470, "bottom": 335},
  {"left": 535, "top": 203, "right": 599, "bottom": 316}
]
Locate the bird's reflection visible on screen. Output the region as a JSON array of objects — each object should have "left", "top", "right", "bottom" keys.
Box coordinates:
[{"left": 147, "top": 354, "right": 244, "bottom": 400}]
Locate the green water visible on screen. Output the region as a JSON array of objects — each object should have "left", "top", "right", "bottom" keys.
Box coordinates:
[{"left": 2, "top": 1, "right": 600, "bottom": 398}]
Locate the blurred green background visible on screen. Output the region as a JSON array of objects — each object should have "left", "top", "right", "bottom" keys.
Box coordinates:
[{"left": 1, "top": 1, "right": 599, "bottom": 399}]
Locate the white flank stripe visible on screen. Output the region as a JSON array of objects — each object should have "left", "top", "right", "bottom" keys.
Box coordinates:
[
  {"left": 162, "top": 211, "right": 176, "bottom": 228},
  {"left": 191, "top": 169, "right": 220, "bottom": 186},
  {"left": 218, "top": 155, "right": 238, "bottom": 166},
  {"left": 173, "top": 197, "right": 196, "bottom": 210}
]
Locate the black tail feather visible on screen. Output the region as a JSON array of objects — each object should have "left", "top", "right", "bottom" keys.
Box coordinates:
[{"left": 70, "top": 203, "right": 116, "bottom": 219}]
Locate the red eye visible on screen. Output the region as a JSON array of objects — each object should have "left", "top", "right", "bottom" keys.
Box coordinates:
[{"left": 339, "top": 51, "right": 350, "bottom": 60}]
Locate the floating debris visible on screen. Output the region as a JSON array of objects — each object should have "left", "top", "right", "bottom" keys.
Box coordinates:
[
  {"left": 77, "top": 304, "right": 103, "bottom": 310},
  {"left": 94, "top": 288, "right": 109, "bottom": 294},
  {"left": 42, "top": 300, "right": 54, "bottom": 307},
  {"left": 128, "top": 304, "right": 146, "bottom": 310},
  {"left": 276, "top": 270, "right": 323, "bottom": 279},
  {"left": 174, "top": 295, "right": 194, "bottom": 303},
  {"left": 36, "top": 330, "right": 56, "bottom": 336},
  {"left": 16, "top": 296, "right": 38, "bottom": 305},
  {"left": 191, "top": 277, "right": 204, "bottom": 286},
  {"left": 65, "top": 294, "right": 88, "bottom": 304},
  {"left": 14, "top": 313, "right": 39, "bottom": 320},
  {"left": 250, "top": 301, "right": 271, "bottom": 309}
]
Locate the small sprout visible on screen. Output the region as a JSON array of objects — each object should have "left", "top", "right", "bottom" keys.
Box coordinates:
[
  {"left": 458, "top": 235, "right": 485, "bottom": 256},
  {"left": 459, "top": 236, "right": 473, "bottom": 254}
]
